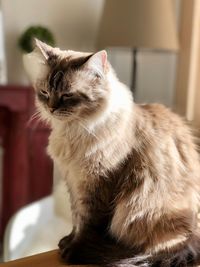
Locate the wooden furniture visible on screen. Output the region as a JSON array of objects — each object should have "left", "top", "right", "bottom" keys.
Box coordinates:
[
  {"left": 0, "top": 85, "right": 53, "bottom": 240},
  {"left": 0, "top": 250, "right": 66, "bottom": 267}
]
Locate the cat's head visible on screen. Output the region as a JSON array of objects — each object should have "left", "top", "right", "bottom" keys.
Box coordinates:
[{"left": 23, "top": 39, "right": 111, "bottom": 123}]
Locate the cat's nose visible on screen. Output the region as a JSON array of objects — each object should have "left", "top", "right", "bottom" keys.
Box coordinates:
[{"left": 49, "top": 107, "right": 56, "bottom": 113}]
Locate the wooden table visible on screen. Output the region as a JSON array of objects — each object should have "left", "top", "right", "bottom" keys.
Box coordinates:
[{"left": 0, "top": 250, "right": 68, "bottom": 267}]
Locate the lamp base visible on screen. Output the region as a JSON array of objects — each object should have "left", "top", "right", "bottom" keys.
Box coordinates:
[{"left": 131, "top": 48, "right": 137, "bottom": 94}]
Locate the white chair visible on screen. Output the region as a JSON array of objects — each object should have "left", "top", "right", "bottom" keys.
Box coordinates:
[{"left": 3, "top": 179, "right": 72, "bottom": 261}]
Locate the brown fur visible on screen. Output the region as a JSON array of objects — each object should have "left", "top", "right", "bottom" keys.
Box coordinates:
[{"left": 24, "top": 40, "right": 200, "bottom": 266}]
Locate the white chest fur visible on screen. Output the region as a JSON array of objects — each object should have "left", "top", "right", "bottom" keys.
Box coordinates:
[{"left": 48, "top": 128, "right": 89, "bottom": 231}]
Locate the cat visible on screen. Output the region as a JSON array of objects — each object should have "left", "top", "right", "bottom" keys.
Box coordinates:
[{"left": 23, "top": 39, "right": 200, "bottom": 267}]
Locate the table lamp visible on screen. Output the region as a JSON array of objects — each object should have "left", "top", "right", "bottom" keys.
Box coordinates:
[{"left": 97, "top": 0, "right": 179, "bottom": 93}]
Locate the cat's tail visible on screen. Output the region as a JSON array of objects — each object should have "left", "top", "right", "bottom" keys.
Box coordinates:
[{"left": 109, "top": 233, "right": 200, "bottom": 267}]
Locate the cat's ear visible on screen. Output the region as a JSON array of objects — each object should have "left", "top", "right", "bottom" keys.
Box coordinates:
[
  {"left": 34, "top": 38, "right": 53, "bottom": 60},
  {"left": 86, "top": 50, "right": 107, "bottom": 77},
  {"left": 23, "top": 40, "right": 51, "bottom": 85}
]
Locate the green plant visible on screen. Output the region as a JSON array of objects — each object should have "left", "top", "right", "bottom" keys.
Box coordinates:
[{"left": 18, "top": 25, "right": 55, "bottom": 53}]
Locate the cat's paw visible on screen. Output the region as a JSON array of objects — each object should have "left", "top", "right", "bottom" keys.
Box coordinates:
[
  {"left": 58, "top": 232, "right": 75, "bottom": 255},
  {"left": 60, "top": 243, "right": 79, "bottom": 264},
  {"left": 60, "top": 241, "right": 89, "bottom": 264},
  {"left": 63, "top": 250, "right": 80, "bottom": 264},
  {"left": 62, "top": 242, "right": 103, "bottom": 264}
]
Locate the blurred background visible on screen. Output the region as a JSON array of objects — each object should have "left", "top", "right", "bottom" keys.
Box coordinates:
[{"left": 0, "top": 0, "right": 199, "bottom": 262}]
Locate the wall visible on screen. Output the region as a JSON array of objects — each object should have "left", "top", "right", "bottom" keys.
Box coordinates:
[
  {"left": 175, "top": 0, "right": 200, "bottom": 127},
  {"left": 2, "top": 0, "right": 104, "bottom": 84},
  {"left": 0, "top": 11, "right": 6, "bottom": 84},
  {"left": 2, "top": 0, "right": 180, "bottom": 108},
  {"left": 193, "top": 31, "right": 200, "bottom": 129}
]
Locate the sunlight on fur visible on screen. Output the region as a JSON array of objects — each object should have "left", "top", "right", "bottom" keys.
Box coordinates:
[{"left": 23, "top": 39, "right": 200, "bottom": 267}]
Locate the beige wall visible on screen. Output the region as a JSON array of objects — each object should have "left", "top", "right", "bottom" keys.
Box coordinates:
[
  {"left": 2, "top": 0, "right": 104, "bottom": 84},
  {"left": 192, "top": 0, "right": 200, "bottom": 129},
  {"left": 175, "top": 0, "right": 200, "bottom": 125}
]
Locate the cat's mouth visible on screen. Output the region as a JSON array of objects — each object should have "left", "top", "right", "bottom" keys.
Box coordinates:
[
  {"left": 52, "top": 111, "right": 68, "bottom": 117},
  {"left": 50, "top": 110, "right": 74, "bottom": 121}
]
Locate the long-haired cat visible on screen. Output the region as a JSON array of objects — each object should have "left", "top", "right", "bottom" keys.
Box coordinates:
[{"left": 23, "top": 39, "right": 200, "bottom": 267}]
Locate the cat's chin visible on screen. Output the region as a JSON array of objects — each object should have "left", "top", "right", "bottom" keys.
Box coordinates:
[{"left": 52, "top": 113, "right": 74, "bottom": 122}]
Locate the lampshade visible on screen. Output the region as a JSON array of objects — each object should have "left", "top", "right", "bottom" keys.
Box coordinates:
[{"left": 97, "top": 0, "right": 179, "bottom": 51}]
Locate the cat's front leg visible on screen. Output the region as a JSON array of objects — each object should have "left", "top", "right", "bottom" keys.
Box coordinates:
[
  {"left": 58, "top": 205, "right": 88, "bottom": 259},
  {"left": 58, "top": 184, "right": 86, "bottom": 257}
]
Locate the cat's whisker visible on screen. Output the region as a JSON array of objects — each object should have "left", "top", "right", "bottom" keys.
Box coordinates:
[{"left": 27, "top": 110, "right": 41, "bottom": 126}]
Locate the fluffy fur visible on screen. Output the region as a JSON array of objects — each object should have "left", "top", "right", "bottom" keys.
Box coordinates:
[{"left": 24, "top": 39, "right": 200, "bottom": 266}]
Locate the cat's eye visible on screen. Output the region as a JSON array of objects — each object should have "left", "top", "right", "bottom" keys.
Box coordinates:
[
  {"left": 40, "top": 90, "right": 49, "bottom": 98},
  {"left": 62, "top": 93, "right": 73, "bottom": 100}
]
